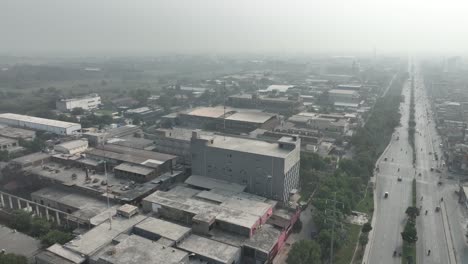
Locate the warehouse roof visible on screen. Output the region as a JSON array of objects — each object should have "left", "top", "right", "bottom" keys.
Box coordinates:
[
  {"left": 0, "top": 126, "right": 35, "bottom": 139},
  {"left": 64, "top": 214, "right": 147, "bottom": 256},
  {"left": 177, "top": 235, "right": 240, "bottom": 264},
  {"left": 186, "top": 106, "right": 231, "bottom": 118},
  {"left": 225, "top": 111, "right": 275, "bottom": 124},
  {"left": 265, "top": 85, "right": 294, "bottom": 93},
  {"left": 0, "top": 113, "right": 80, "bottom": 128},
  {"left": 328, "top": 89, "right": 359, "bottom": 95},
  {"left": 96, "top": 235, "right": 188, "bottom": 264},
  {"left": 243, "top": 224, "right": 282, "bottom": 254},
  {"left": 0, "top": 136, "right": 16, "bottom": 145},
  {"left": 55, "top": 139, "right": 88, "bottom": 150},
  {"left": 185, "top": 175, "right": 246, "bottom": 193},
  {"left": 203, "top": 135, "right": 296, "bottom": 158},
  {"left": 134, "top": 217, "right": 191, "bottom": 242},
  {"left": 114, "top": 163, "right": 154, "bottom": 176}
]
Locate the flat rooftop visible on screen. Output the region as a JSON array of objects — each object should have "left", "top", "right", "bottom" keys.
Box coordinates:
[
  {"left": 96, "top": 235, "right": 188, "bottom": 264},
  {"left": 134, "top": 217, "right": 191, "bottom": 242},
  {"left": 265, "top": 85, "right": 294, "bottom": 92},
  {"left": 177, "top": 235, "right": 240, "bottom": 264},
  {"left": 31, "top": 187, "right": 110, "bottom": 220},
  {"left": 64, "top": 214, "right": 147, "bottom": 256},
  {"left": 144, "top": 185, "right": 275, "bottom": 230},
  {"left": 99, "top": 144, "right": 176, "bottom": 163},
  {"left": 0, "top": 126, "right": 35, "bottom": 139},
  {"left": 114, "top": 163, "right": 154, "bottom": 176},
  {"left": 26, "top": 161, "right": 136, "bottom": 198},
  {"left": 203, "top": 134, "right": 295, "bottom": 158},
  {"left": 56, "top": 139, "right": 88, "bottom": 150},
  {"left": 0, "top": 113, "right": 80, "bottom": 129},
  {"left": 329, "top": 89, "right": 359, "bottom": 95},
  {"left": 186, "top": 106, "right": 232, "bottom": 118},
  {"left": 0, "top": 225, "right": 41, "bottom": 258},
  {"left": 11, "top": 152, "right": 50, "bottom": 165},
  {"left": 243, "top": 224, "right": 282, "bottom": 253},
  {"left": 0, "top": 136, "right": 16, "bottom": 145},
  {"left": 107, "top": 136, "right": 154, "bottom": 149},
  {"left": 185, "top": 175, "right": 246, "bottom": 193},
  {"left": 225, "top": 111, "right": 275, "bottom": 124}
]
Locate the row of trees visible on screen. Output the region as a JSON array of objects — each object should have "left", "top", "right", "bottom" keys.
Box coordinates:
[
  {"left": 408, "top": 78, "right": 416, "bottom": 164},
  {"left": 287, "top": 71, "right": 407, "bottom": 263},
  {"left": 9, "top": 210, "right": 74, "bottom": 247}
]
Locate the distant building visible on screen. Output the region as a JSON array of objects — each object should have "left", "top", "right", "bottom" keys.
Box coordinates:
[
  {"left": 56, "top": 93, "right": 101, "bottom": 112},
  {"left": 124, "top": 107, "right": 164, "bottom": 122},
  {"left": 228, "top": 93, "right": 304, "bottom": 115},
  {"left": 0, "top": 136, "right": 21, "bottom": 153},
  {"left": 191, "top": 131, "right": 300, "bottom": 202},
  {"left": 178, "top": 106, "right": 279, "bottom": 134},
  {"left": 0, "top": 113, "right": 81, "bottom": 135},
  {"left": 328, "top": 89, "right": 360, "bottom": 105}
]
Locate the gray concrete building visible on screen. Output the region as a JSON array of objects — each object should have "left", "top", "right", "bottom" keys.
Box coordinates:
[{"left": 190, "top": 132, "right": 300, "bottom": 202}]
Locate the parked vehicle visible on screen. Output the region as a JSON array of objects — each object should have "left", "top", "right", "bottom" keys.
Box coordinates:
[
  {"left": 384, "top": 192, "right": 389, "bottom": 198},
  {"left": 397, "top": 176, "right": 402, "bottom": 182}
]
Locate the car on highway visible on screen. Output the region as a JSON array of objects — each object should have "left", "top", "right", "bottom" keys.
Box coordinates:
[
  {"left": 397, "top": 176, "right": 402, "bottom": 182},
  {"left": 384, "top": 192, "right": 389, "bottom": 198}
]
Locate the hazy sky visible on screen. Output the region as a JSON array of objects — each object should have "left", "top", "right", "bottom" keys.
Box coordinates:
[{"left": 1, "top": 0, "right": 468, "bottom": 56}]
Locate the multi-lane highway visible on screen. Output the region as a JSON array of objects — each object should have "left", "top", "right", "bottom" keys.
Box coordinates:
[{"left": 364, "top": 67, "right": 467, "bottom": 264}]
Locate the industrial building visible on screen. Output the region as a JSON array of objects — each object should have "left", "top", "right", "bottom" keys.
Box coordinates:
[
  {"left": 124, "top": 106, "right": 164, "bottom": 122},
  {"left": 85, "top": 144, "right": 178, "bottom": 183},
  {"left": 142, "top": 182, "right": 301, "bottom": 264},
  {"left": 149, "top": 127, "right": 214, "bottom": 165},
  {"left": 54, "top": 139, "right": 89, "bottom": 155},
  {"left": 328, "top": 89, "right": 360, "bottom": 105},
  {"left": 177, "top": 106, "right": 279, "bottom": 134},
  {"left": 56, "top": 93, "right": 101, "bottom": 112},
  {"left": 190, "top": 131, "right": 301, "bottom": 202},
  {"left": 0, "top": 113, "right": 81, "bottom": 135},
  {"left": 228, "top": 93, "right": 304, "bottom": 115},
  {"left": 31, "top": 186, "right": 114, "bottom": 224}
]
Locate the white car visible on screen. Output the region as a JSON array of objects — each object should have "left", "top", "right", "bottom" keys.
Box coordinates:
[{"left": 384, "top": 192, "right": 389, "bottom": 198}]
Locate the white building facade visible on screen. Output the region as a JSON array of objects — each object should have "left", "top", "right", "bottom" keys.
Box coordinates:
[
  {"left": 56, "top": 93, "right": 101, "bottom": 112},
  {"left": 0, "top": 113, "right": 81, "bottom": 135}
]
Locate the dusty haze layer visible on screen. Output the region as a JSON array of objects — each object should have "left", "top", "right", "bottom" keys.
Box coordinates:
[{"left": 1, "top": 0, "right": 467, "bottom": 56}]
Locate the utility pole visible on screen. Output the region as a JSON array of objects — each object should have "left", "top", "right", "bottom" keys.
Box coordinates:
[{"left": 321, "top": 192, "right": 344, "bottom": 264}]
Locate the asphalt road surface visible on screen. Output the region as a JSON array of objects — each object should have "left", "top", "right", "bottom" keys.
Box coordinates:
[{"left": 365, "top": 68, "right": 468, "bottom": 264}]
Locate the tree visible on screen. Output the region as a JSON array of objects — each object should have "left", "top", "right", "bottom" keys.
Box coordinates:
[
  {"left": 9, "top": 210, "right": 32, "bottom": 233},
  {"left": 0, "top": 253, "right": 28, "bottom": 264},
  {"left": 401, "top": 221, "right": 418, "bottom": 244},
  {"left": 30, "top": 217, "right": 51, "bottom": 237},
  {"left": 359, "top": 233, "right": 369, "bottom": 248},
  {"left": 292, "top": 219, "right": 302, "bottom": 233},
  {"left": 41, "top": 230, "right": 74, "bottom": 247},
  {"left": 71, "top": 107, "right": 84, "bottom": 116},
  {"left": 0, "top": 150, "right": 9, "bottom": 161},
  {"left": 405, "top": 206, "right": 420, "bottom": 219},
  {"left": 287, "top": 240, "right": 322, "bottom": 264},
  {"left": 362, "top": 222, "right": 372, "bottom": 233}
]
